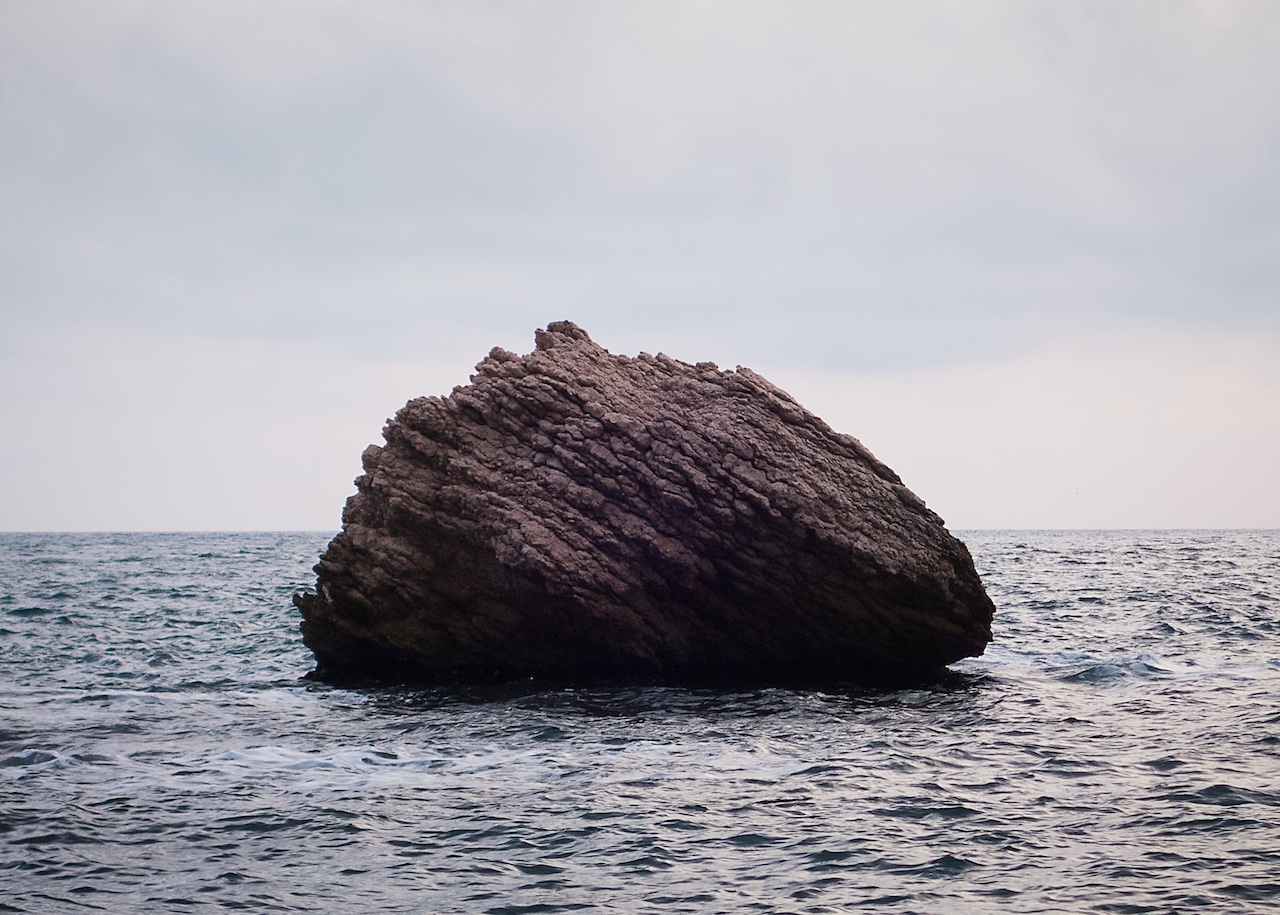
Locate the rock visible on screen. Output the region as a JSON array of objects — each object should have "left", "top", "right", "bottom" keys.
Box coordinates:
[{"left": 295, "top": 321, "right": 994, "bottom": 684}]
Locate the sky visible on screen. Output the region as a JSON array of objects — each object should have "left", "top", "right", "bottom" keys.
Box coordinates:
[{"left": 2, "top": 0, "right": 1278, "bottom": 530}]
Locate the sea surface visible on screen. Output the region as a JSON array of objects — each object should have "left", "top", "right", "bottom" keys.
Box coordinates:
[{"left": 1, "top": 531, "right": 1278, "bottom": 914}]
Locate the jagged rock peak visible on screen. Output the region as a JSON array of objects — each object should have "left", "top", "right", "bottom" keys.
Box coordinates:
[{"left": 295, "top": 321, "right": 994, "bottom": 684}]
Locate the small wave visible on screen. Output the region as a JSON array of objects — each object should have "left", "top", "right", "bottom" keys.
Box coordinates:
[
  {"left": 1061, "top": 663, "right": 1127, "bottom": 683},
  {"left": 1058, "top": 656, "right": 1173, "bottom": 683},
  {"left": 872, "top": 803, "right": 979, "bottom": 820},
  {"left": 910, "top": 853, "right": 980, "bottom": 876},
  {"left": 1164, "top": 784, "right": 1280, "bottom": 808},
  {"left": 6, "top": 606, "right": 52, "bottom": 617},
  {"left": 728, "top": 832, "right": 778, "bottom": 847},
  {"left": 213, "top": 744, "right": 415, "bottom": 771},
  {"left": 0, "top": 749, "right": 57, "bottom": 768}
]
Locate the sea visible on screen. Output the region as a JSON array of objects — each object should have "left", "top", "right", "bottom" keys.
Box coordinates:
[{"left": 1, "top": 530, "right": 1277, "bottom": 914}]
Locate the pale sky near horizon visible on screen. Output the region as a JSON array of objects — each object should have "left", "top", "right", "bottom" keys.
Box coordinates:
[{"left": 2, "top": 0, "right": 1279, "bottom": 531}]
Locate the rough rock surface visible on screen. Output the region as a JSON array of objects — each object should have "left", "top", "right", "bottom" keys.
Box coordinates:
[{"left": 296, "top": 322, "right": 994, "bottom": 683}]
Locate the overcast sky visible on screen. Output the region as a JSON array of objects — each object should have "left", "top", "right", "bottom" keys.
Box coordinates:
[{"left": 2, "top": 0, "right": 1278, "bottom": 530}]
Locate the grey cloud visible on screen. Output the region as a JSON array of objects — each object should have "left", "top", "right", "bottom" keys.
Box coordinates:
[{"left": 2, "top": 0, "right": 1279, "bottom": 372}]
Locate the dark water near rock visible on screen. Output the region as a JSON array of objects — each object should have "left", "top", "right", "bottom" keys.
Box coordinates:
[{"left": 1, "top": 531, "right": 1278, "bottom": 914}]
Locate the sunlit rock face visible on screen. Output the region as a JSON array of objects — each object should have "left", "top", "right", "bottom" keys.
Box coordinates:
[{"left": 296, "top": 321, "right": 994, "bottom": 684}]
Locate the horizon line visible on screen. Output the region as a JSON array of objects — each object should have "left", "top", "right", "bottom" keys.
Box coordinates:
[{"left": 2, "top": 528, "right": 1278, "bottom": 535}]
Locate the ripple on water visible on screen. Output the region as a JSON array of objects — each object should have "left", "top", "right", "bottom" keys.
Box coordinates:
[{"left": 0, "top": 531, "right": 1279, "bottom": 913}]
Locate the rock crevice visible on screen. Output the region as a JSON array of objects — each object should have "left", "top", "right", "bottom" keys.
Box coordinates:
[{"left": 296, "top": 322, "right": 994, "bottom": 683}]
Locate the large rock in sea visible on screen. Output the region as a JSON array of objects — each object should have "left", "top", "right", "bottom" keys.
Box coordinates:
[{"left": 296, "top": 322, "right": 994, "bottom": 684}]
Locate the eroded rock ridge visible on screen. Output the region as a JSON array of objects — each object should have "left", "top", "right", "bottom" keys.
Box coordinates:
[{"left": 296, "top": 322, "right": 994, "bottom": 683}]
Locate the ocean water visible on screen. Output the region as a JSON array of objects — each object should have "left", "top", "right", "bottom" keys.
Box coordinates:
[{"left": 1, "top": 531, "right": 1278, "bottom": 914}]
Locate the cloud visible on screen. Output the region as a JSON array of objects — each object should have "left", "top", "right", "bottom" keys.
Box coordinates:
[
  {"left": 3, "top": 0, "right": 1278, "bottom": 370},
  {"left": 2, "top": 2, "right": 1278, "bottom": 526}
]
